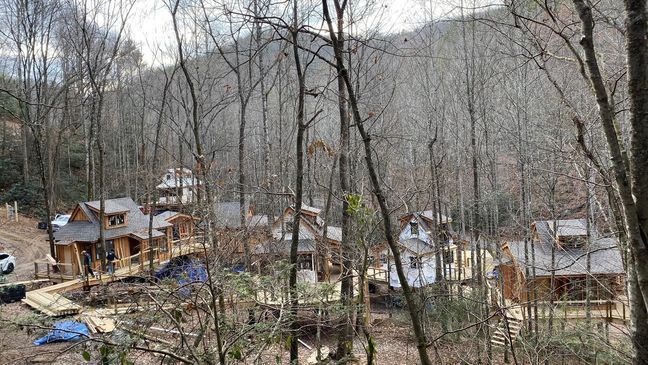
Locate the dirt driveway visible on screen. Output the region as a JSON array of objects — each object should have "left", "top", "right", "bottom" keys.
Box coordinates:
[{"left": 0, "top": 214, "right": 50, "bottom": 282}]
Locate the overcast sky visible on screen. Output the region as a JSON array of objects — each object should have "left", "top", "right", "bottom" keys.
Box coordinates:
[{"left": 127, "top": 0, "right": 463, "bottom": 65}]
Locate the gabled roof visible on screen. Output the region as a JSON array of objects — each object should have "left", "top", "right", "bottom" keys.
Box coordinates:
[
  {"left": 155, "top": 210, "right": 194, "bottom": 221},
  {"left": 85, "top": 200, "right": 129, "bottom": 215},
  {"left": 293, "top": 204, "right": 321, "bottom": 216},
  {"left": 156, "top": 211, "right": 180, "bottom": 221},
  {"left": 272, "top": 221, "right": 318, "bottom": 241},
  {"left": 401, "top": 210, "right": 452, "bottom": 225},
  {"left": 54, "top": 197, "right": 171, "bottom": 244},
  {"left": 504, "top": 236, "right": 624, "bottom": 277},
  {"left": 156, "top": 168, "right": 200, "bottom": 189},
  {"left": 419, "top": 210, "right": 452, "bottom": 224},
  {"left": 534, "top": 219, "right": 589, "bottom": 239},
  {"left": 213, "top": 201, "right": 269, "bottom": 228}
]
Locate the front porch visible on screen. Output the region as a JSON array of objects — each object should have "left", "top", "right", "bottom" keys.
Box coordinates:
[{"left": 35, "top": 236, "right": 205, "bottom": 282}]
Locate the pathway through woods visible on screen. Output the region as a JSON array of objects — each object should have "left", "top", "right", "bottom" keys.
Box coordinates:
[{"left": 0, "top": 214, "right": 49, "bottom": 281}]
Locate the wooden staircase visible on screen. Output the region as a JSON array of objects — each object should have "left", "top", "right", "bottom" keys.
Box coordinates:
[{"left": 491, "top": 306, "right": 524, "bottom": 347}]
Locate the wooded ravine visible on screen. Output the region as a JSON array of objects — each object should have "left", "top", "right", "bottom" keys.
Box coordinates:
[{"left": 1, "top": 0, "right": 648, "bottom": 364}]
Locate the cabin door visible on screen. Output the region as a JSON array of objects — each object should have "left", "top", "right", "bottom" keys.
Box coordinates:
[{"left": 130, "top": 239, "right": 141, "bottom": 264}]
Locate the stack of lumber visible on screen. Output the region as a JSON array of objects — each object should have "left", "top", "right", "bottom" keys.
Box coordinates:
[
  {"left": 22, "top": 291, "right": 81, "bottom": 316},
  {"left": 82, "top": 315, "right": 115, "bottom": 333}
]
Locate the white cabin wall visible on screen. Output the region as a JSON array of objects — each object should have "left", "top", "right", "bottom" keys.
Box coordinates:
[{"left": 399, "top": 218, "right": 432, "bottom": 244}]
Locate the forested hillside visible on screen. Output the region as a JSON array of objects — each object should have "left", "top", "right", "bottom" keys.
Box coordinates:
[{"left": 1, "top": 0, "right": 647, "bottom": 364}]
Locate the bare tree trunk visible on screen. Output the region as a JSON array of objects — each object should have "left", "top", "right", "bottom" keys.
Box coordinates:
[
  {"left": 428, "top": 140, "right": 443, "bottom": 283},
  {"left": 322, "top": 2, "right": 432, "bottom": 363},
  {"left": 573, "top": 0, "right": 648, "bottom": 314},
  {"left": 333, "top": 0, "right": 354, "bottom": 357},
  {"left": 170, "top": 3, "right": 225, "bottom": 362},
  {"left": 289, "top": 2, "right": 309, "bottom": 360}
]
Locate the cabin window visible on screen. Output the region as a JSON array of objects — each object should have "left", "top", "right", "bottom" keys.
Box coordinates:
[
  {"left": 108, "top": 214, "right": 126, "bottom": 227},
  {"left": 96, "top": 240, "right": 114, "bottom": 260},
  {"left": 409, "top": 256, "right": 421, "bottom": 269},
  {"left": 410, "top": 221, "right": 419, "bottom": 236},
  {"left": 106, "top": 240, "right": 114, "bottom": 253},
  {"left": 297, "top": 254, "right": 313, "bottom": 270},
  {"left": 166, "top": 173, "right": 172, "bottom": 181},
  {"left": 380, "top": 254, "right": 388, "bottom": 264},
  {"left": 368, "top": 256, "right": 375, "bottom": 266}
]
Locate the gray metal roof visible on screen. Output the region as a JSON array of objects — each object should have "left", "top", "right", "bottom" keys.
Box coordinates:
[
  {"left": 85, "top": 200, "right": 129, "bottom": 214},
  {"left": 156, "top": 211, "right": 179, "bottom": 221},
  {"left": 535, "top": 219, "right": 589, "bottom": 238},
  {"left": 212, "top": 201, "right": 269, "bottom": 228},
  {"left": 506, "top": 236, "right": 624, "bottom": 277},
  {"left": 272, "top": 222, "right": 317, "bottom": 241},
  {"left": 54, "top": 197, "right": 171, "bottom": 244}
]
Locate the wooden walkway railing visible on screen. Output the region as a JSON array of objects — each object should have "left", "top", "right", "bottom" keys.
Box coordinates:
[
  {"left": 34, "top": 261, "right": 77, "bottom": 281},
  {"left": 33, "top": 236, "right": 206, "bottom": 282},
  {"left": 498, "top": 297, "right": 628, "bottom": 325}
]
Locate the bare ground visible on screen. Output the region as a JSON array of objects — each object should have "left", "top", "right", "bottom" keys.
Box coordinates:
[
  {"left": 0, "top": 300, "right": 509, "bottom": 365},
  {"left": 0, "top": 214, "right": 50, "bottom": 282}
]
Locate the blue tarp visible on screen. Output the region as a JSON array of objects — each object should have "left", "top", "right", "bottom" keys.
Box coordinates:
[
  {"left": 155, "top": 255, "right": 207, "bottom": 296},
  {"left": 34, "top": 321, "right": 89, "bottom": 345}
]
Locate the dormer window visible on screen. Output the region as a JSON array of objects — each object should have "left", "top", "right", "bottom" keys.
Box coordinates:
[
  {"left": 410, "top": 221, "right": 419, "bottom": 236},
  {"left": 108, "top": 213, "right": 126, "bottom": 228},
  {"left": 166, "top": 173, "right": 172, "bottom": 181}
]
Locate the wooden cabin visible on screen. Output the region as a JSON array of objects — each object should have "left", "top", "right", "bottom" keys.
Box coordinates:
[
  {"left": 253, "top": 204, "right": 342, "bottom": 282},
  {"left": 156, "top": 211, "right": 195, "bottom": 240},
  {"left": 496, "top": 219, "right": 625, "bottom": 303},
  {"left": 50, "top": 198, "right": 172, "bottom": 277}
]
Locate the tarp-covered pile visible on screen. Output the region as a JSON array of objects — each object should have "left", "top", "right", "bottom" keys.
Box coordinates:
[
  {"left": 34, "top": 321, "right": 89, "bottom": 345},
  {"left": 155, "top": 255, "right": 207, "bottom": 296}
]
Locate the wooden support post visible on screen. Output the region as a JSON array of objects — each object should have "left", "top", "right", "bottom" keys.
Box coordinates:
[
  {"left": 364, "top": 278, "right": 371, "bottom": 325},
  {"left": 34, "top": 262, "right": 38, "bottom": 279},
  {"left": 14, "top": 201, "right": 18, "bottom": 222}
]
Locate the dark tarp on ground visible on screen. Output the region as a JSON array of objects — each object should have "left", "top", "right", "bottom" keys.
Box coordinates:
[
  {"left": 0, "top": 284, "right": 25, "bottom": 304},
  {"left": 33, "top": 321, "right": 89, "bottom": 345},
  {"left": 155, "top": 255, "right": 207, "bottom": 296}
]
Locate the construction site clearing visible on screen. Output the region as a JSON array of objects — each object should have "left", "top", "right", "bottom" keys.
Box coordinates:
[{"left": 0, "top": 251, "right": 401, "bottom": 365}]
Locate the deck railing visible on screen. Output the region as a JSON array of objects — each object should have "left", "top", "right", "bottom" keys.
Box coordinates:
[
  {"left": 503, "top": 298, "right": 628, "bottom": 324},
  {"left": 34, "top": 261, "right": 77, "bottom": 281},
  {"left": 34, "top": 236, "right": 208, "bottom": 281}
]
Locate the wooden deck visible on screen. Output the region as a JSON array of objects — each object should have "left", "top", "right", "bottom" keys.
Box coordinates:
[
  {"left": 24, "top": 238, "right": 206, "bottom": 316},
  {"left": 518, "top": 298, "right": 628, "bottom": 324},
  {"left": 34, "top": 237, "right": 205, "bottom": 282}
]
